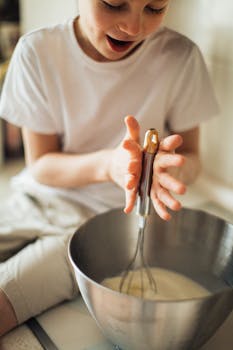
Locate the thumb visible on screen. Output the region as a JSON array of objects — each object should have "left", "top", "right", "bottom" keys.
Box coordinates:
[{"left": 124, "top": 115, "right": 140, "bottom": 142}]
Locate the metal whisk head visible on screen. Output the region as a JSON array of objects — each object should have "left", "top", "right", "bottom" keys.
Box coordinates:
[
  {"left": 119, "top": 224, "right": 157, "bottom": 297},
  {"left": 119, "top": 129, "right": 159, "bottom": 298}
]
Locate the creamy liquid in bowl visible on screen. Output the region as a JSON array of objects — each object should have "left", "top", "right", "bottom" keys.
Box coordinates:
[{"left": 102, "top": 268, "right": 210, "bottom": 300}]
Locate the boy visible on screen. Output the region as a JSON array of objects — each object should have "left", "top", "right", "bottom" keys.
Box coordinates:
[{"left": 0, "top": 0, "right": 218, "bottom": 335}]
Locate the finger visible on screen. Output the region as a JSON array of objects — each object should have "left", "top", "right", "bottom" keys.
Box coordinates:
[
  {"left": 155, "top": 153, "right": 185, "bottom": 169},
  {"left": 159, "top": 134, "right": 183, "bottom": 152},
  {"left": 125, "top": 173, "right": 138, "bottom": 190},
  {"left": 150, "top": 192, "right": 171, "bottom": 221},
  {"left": 158, "top": 172, "right": 186, "bottom": 194},
  {"left": 124, "top": 115, "right": 140, "bottom": 142},
  {"left": 127, "top": 159, "right": 142, "bottom": 175},
  {"left": 124, "top": 189, "right": 137, "bottom": 214},
  {"left": 123, "top": 139, "right": 142, "bottom": 158},
  {"left": 155, "top": 187, "right": 182, "bottom": 211}
]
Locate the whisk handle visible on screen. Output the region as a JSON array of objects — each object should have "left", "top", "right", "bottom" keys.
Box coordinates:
[{"left": 137, "top": 129, "right": 159, "bottom": 218}]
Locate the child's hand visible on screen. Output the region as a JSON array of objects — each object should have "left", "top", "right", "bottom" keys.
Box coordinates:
[
  {"left": 108, "top": 115, "right": 142, "bottom": 212},
  {"left": 151, "top": 135, "right": 186, "bottom": 221},
  {"left": 108, "top": 116, "right": 186, "bottom": 221}
]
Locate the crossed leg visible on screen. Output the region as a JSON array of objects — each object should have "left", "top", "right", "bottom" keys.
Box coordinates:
[
  {"left": 0, "top": 192, "right": 94, "bottom": 337},
  {"left": 0, "top": 289, "right": 17, "bottom": 336}
]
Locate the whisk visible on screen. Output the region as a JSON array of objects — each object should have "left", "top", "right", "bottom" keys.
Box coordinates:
[{"left": 119, "top": 129, "right": 159, "bottom": 297}]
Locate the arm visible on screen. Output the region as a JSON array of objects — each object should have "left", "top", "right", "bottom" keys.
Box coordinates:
[
  {"left": 22, "top": 119, "right": 140, "bottom": 190},
  {"left": 22, "top": 128, "right": 110, "bottom": 187}
]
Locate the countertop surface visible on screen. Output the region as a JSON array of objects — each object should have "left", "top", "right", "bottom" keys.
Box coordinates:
[
  {"left": 2, "top": 295, "right": 232, "bottom": 350},
  {"left": 35, "top": 296, "right": 233, "bottom": 350}
]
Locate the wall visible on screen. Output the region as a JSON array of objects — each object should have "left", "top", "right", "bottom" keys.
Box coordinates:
[
  {"left": 20, "top": 0, "right": 77, "bottom": 33},
  {"left": 164, "top": 0, "right": 233, "bottom": 191}
]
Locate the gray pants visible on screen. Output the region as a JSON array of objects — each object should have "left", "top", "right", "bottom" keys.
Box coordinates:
[{"left": 0, "top": 191, "right": 95, "bottom": 324}]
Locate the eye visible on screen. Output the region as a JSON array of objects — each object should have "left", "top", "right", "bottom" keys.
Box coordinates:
[
  {"left": 145, "top": 6, "right": 167, "bottom": 15},
  {"left": 102, "top": 1, "right": 123, "bottom": 11}
]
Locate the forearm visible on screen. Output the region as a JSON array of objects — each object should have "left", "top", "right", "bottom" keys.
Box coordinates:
[
  {"left": 29, "top": 150, "right": 111, "bottom": 188},
  {"left": 169, "top": 152, "right": 201, "bottom": 185}
]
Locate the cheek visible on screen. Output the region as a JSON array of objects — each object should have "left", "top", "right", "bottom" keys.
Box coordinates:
[
  {"left": 144, "top": 17, "right": 164, "bottom": 35},
  {"left": 90, "top": 9, "right": 115, "bottom": 34}
]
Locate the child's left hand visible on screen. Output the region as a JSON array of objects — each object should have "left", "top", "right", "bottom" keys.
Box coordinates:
[{"left": 150, "top": 135, "right": 186, "bottom": 221}]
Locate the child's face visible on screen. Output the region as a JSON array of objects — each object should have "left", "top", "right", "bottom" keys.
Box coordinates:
[{"left": 77, "top": 0, "right": 169, "bottom": 61}]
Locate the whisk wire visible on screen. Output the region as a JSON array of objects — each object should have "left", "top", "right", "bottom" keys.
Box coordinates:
[
  {"left": 119, "top": 226, "right": 157, "bottom": 297},
  {"left": 119, "top": 227, "right": 143, "bottom": 293}
]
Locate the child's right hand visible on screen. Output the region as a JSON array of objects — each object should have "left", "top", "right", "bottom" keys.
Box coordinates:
[{"left": 108, "top": 115, "right": 142, "bottom": 212}]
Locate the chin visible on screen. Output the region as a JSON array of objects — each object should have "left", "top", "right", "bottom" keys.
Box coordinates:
[{"left": 95, "top": 49, "right": 125, "bottom": 62}]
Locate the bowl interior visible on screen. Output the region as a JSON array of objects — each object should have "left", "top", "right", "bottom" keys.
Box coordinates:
[{"left": 70, "top": 208, "right": 233, "bottom": 294}]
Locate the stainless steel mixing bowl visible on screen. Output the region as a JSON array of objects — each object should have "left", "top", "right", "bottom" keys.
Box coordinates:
[{"left": 68, "top": 208, "right": 233, "bottom": 350}]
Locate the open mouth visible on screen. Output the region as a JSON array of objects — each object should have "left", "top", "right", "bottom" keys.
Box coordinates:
[{"left": 106, "top": 35, "right": 134, "bottom": 52}]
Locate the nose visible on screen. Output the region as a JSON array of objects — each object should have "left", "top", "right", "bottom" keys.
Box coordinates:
[{"left": 118, "top": 13, "right": 142, "bottom": 37}]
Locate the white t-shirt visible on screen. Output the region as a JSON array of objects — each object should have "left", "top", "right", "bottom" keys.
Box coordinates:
[{"left": 0, "top": 18, "right": 219, "bottom": 213}]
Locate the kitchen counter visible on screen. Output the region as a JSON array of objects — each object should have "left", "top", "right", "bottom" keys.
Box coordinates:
[
  {"left": 3, "top": 292, "right": 232, "bottom": 350},
  {"left": 35, "top": 296, "right": 233, "bottom": 350}
]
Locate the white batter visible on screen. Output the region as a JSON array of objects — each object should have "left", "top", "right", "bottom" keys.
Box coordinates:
[{"left": 102, "top": 268, "right": 210, "bottom": 300}]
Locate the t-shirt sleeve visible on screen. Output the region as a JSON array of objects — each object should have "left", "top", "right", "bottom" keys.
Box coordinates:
[
  {"left": 0, "top": 35, "right": 58, "bottom": 134},
  {"left": 167, "top": 44, "right": 219, "bottom": 132}
]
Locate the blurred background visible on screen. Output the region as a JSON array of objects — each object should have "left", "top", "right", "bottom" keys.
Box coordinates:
[
  {"left": 0, "top": 0, "right": 21, "bottom": 161},
  {"left": 0, "top": 0, "right": 232, "bottom": 214}
]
